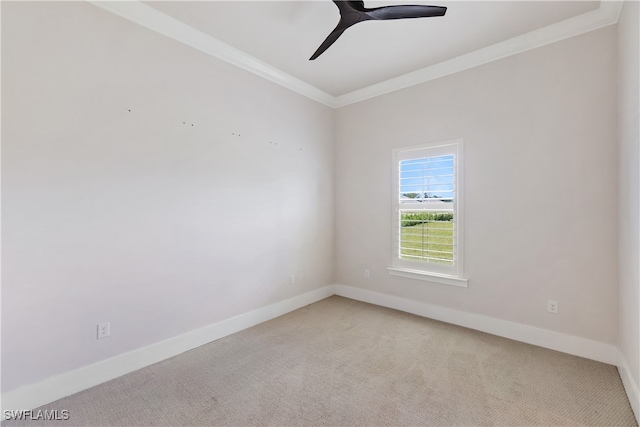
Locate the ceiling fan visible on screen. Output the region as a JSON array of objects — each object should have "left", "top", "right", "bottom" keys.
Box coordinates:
[{"left": 310, "top": 1, "right": 447, "bottom": 60}]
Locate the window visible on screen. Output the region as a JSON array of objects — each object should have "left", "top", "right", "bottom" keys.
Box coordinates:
[{"left": 388, "top": 139, "right": 467, "bottom": 287}]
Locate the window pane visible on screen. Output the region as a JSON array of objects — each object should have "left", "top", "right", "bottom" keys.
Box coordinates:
[
  {"left": 399, "top": 210, "right": 454, "bottom": 265},
  {"left": 400, "top": 155, "right": 455, "bottom": 202}
]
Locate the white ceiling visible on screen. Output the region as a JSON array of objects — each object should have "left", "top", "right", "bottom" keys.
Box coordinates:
[
  {"left": 92, "top": 1, "right": 620, "bottom": 107},
  {"left": 145, "top": 1, "right": 599, "bottom": 96}
]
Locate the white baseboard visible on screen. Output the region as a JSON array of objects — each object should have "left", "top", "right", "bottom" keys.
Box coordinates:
[
  {"left": 2, "top": 284, "right": 624, "bottom": 417},
  {"left": 617, "top": 350, "right": 640, "bottom": 422},
  {"left": 1, "top": 286, "right": 335, "bottom": 416},
  {"left": 334, "top": 284, "right": 617, "bottom": 365}
]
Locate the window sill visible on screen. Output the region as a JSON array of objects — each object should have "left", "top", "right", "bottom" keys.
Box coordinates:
[{"left": 387, "top": 267, "right": 468, "bottom": 288}]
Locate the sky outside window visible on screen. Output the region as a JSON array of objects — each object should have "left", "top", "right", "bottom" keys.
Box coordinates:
[{"left": 399, "top": 155, "right": 454, "bottom": 202}]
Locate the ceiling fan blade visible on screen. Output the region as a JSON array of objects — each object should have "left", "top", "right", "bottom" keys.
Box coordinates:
[
  {"left": 309, "top": 24, "right": 348, "bottom": 60},
  {"left": 366, "top": 5, "right": 447, "bottom": 20},
  {"left": 334, "top": 0, "right": 365, "bottom": 14},
  {"left": 310, "top": 1, "right": 447, "bottom": 60}
]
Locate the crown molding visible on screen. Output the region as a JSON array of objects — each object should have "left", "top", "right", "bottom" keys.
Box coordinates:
[
  {"left": 87, "top": 0, "right": 337, "bottom": 108},
  {"left": 334, "top": 1, "right": 623, "bottom": 107},
  {"left": 88, "top": 1, "right": 622, "bottom": 110}
]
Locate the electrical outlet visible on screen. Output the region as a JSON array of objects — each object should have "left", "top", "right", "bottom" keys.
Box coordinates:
[
  {"left": 97, "top": 322, "right": 110, "bottom": 339},
  {"left": 547, "top": 300, "right": 558, "bottom": 314},
  {"left": 289, "top": 275, "right": 295, "bottom": 285},
  {"left": 364, "top": 269, "right": 370, "bottom": 278}
]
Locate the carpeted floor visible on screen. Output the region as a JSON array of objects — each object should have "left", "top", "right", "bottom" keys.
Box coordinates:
[{"left": 4, "top": 296, "right": 637, "bottom": 426}]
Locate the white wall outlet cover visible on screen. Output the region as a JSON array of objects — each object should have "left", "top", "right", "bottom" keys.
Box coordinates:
[{"left": 97, "top": 322, "right": 110, "bottom": 339}]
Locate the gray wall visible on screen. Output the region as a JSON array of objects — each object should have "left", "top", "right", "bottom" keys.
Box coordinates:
[
  {"left": 617, "top": 0, "right": 640, "bottom": 415},
  {"left": 1, "top": 1, "right": 335, "bottom": 392},
  {"left": 335, "top": 26, "right": 618, "bottom": 345}
]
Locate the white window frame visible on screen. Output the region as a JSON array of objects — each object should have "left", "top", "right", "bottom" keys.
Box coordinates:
[{"left": 387, "top": 139, "right": 467, "bottom": 287}]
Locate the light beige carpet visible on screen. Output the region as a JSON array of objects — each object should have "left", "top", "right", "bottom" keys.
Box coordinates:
[{"left": 4, "top": 296, "right": 637, "bottom": 426}]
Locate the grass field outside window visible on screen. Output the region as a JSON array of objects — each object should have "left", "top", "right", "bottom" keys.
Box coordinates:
[{"left": 400, "top": 211, "right": 454, "bottom": 265}]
